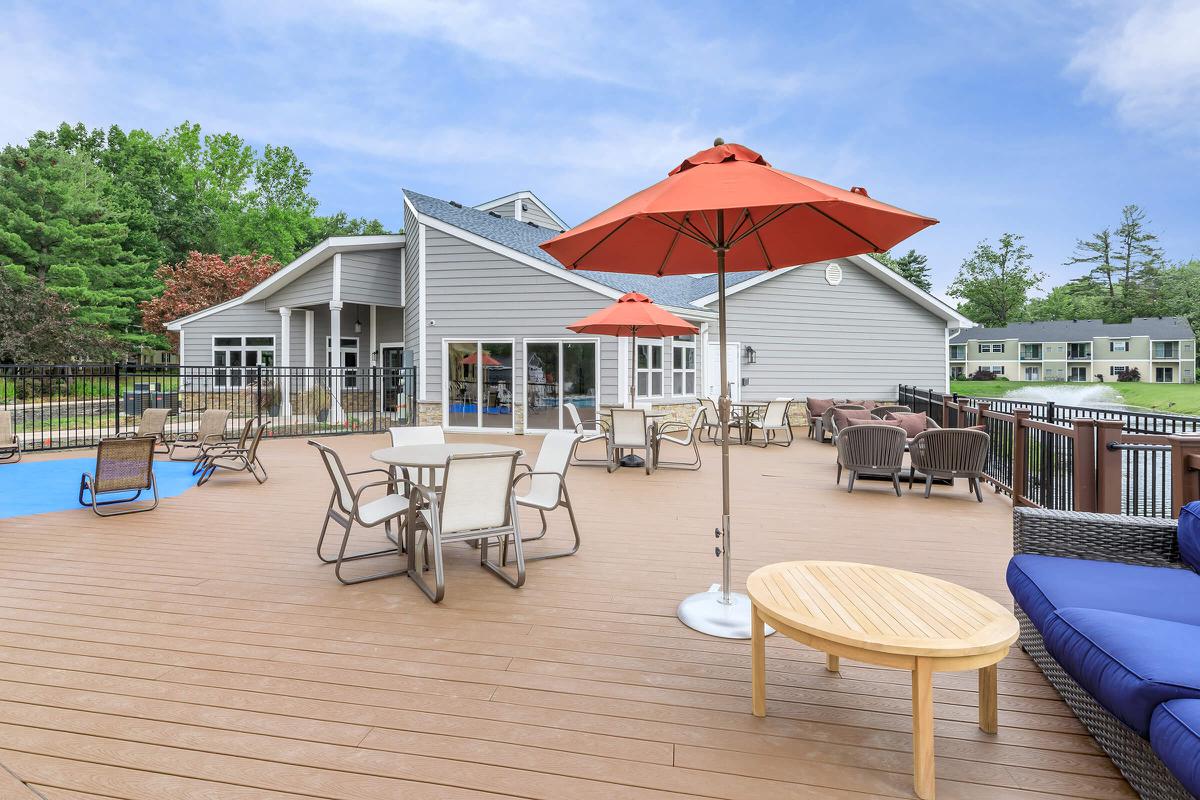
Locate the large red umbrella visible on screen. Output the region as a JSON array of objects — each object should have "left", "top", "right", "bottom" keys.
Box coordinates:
[
  {"left": 567, "top": 292, "right": 698, "bottom": 408},
  {"left": 542, "top": 140, "right": 937, "bottom": 638}
]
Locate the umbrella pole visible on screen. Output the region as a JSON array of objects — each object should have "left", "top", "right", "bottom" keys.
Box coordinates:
[
  {"left": 676, "top": 210, "right": 773, "bottom": 639},
  {"left": 630, "top": 327, "right": 637, "bottom": 408}
]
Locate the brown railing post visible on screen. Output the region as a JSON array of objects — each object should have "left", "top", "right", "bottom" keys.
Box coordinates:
[
  {"left": 1072, "top": 418, "right": 1098, "bottom": 512},
  {"left": 1095, "top": 419, "right": 1125, "bottom": 515},
  {"left": 976, "top": 401, "right": 990, "bottom": 429},
  {"left": 1012, "top": 409, "right": 1030, "bottom": 505},
  {"left": 1168, "top": 434, "right": 1200, "bottom": 517}
]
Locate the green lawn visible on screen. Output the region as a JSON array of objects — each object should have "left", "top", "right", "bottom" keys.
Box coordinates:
[{"left": 949, "top": 380, "right": 1200, "bottom": 415}]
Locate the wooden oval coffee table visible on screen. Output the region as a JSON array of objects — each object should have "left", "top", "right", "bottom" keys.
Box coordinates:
[{"left": 747, "top": 561, "right": 1019, "bottom": 800}]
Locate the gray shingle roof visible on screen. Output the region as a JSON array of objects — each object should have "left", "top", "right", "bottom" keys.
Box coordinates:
[
  {"left": 403, "top": 189, "right": 760, "bottom": 310},
  {"left": 951, "top": 317, "right": 1195, "bottom": 343}
]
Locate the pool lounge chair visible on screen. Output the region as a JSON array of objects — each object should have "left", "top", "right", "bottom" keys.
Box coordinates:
[
  {"left": 196, "top": 421, "right": 270, "bottom": 485},
  {"left": 78, "top": 437, "right": 159, "bottom": 516},
  {"left": 169, "top": 409, "right": 232, "bottom": 462},
  {"left": 114, "top": 407, "right": 170, "bottom": 453},
  {"left": 0, "top": 411, "right": 20, "bottom": 463}
]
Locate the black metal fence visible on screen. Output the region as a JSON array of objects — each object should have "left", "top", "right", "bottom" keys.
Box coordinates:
[
  {"left": 1, "top": 364, "right": 418, "bottom": 453},
  {"left": 898, "top": 384, "right": 1200, "bottom": 518}
]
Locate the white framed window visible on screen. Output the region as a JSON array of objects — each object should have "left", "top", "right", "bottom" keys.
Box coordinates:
[
  {"left": 987, "top": 365, "right": 1005, "bottom": 375},
  {"left": 1110, "top": 365, "right": 1128, "bottom": 375},
  {"left": 1111, "top": 340, "right": 1129, "bottom": 352},
  {"left": 327, "top": 336, "right": 360, "bottom": 388},
  {"left": 1069, "top": 366, "right": 1088, "bottom": 382},
  {"left": 636, "top": 341, "right": 664, "bottom": 397},
  {"left": 979, "top": 342, "right": 1005, "bottom": 354},
  {"left": 671, "top": 336, "right": 697, "bottom": 396},
  {"left": 213, "top": 335, "right": 274, "bottom": 388},
  {"left": 949, "top": 345, "right": 966, "bottom": 360}
]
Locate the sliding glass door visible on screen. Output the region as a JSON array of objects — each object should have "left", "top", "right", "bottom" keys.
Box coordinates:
[
  {"left": 525, "top": 340, "right": 598, "bottom": 431},
  {"left": 445, "top": 341, "right": 514, "bottom": 430}
]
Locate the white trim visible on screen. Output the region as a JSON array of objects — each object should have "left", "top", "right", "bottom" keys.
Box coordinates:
[
  {"left": 304, "top": 310, "right": 314, "bottom": 368},
  {"left": 513, "top": 198, "right": 523, "bottom": 222},
  {"left": 669, "top": 335, "right": 698, "bottom": 399},
  {"left": 279, "top": 307, "right": 291, "bottom": 368},
  {"left": 634, "top": 338, "right": 667, "bottom": 401},
  {"left": 521, "top": 337, "right": 602, "bottom": 433},
  {"left": 473, "top": 190, "right": 568, "bottom": 231},
  {"left": 164, "top": 295, "right": 244, "bottom": 330},
  {"left": 415, "top": 212, "right": 624, "bottom": 302},
  {"left": 369, "top": 304, "right": 377, "bottom": 366},
  {"left": 331, "top": 252, "right": 342, "bottom": 305},
  {"left": 418, "top": 222, "right": 428, "bottom": 402},
  {"left": 209, "top": 334, "right": 277, "bottom": 389},
  {"left": 178, "top": 329, "right": 186, "bottom": 364},
  {"left": 440, "top": 337, "right": 517, "bottom": 434},
  {"left": 691, "top": 254, "right": 972, "bottom": 327},
  {"left": 944, "top": 327, "right": 951, "bottom": 392}
]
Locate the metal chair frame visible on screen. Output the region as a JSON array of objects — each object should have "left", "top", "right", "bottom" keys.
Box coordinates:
[
  {"left": 564, "top": 403, "right": 610, "bottom": 467},
  {"left": 697, "top": 398, "right": 724, "bottom": 443},
  {"left": 405, "top": 451, "right": 524, "bottom": 603},
  {"left": 169, "top": 409, "right": 232, "bottom": 461},
  {"left": 654, "top": 407, "right": 705, "bottom": 470},
  {"left": 78, "top": 436, "right": 159, "bottom": 516},
  {"left": 192, "top": 416, "right": 255, "bottom": 475},
  {"left": 607, "top": 408, "right": 655, "bottom": 474},
  {"left": 510, "top": 431, "right": 583, "bottom": 562},
  {"left": 308, "top": 440, "right": 413, "bottom": 585},
  {"left": 196, "top": 421, "right": 270, "bottom": 485}
]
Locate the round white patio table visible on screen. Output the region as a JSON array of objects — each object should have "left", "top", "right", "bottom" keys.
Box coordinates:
[{"left": 371, "top": 442, "right": 523, "bottom": 487}]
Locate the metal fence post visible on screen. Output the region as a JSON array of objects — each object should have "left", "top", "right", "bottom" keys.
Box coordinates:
[
  {"left": 1072, "top": 418, "right": 1098, "bottom": 512},
  {"left": 1095, "top": 419, "right": 1125, "bottom": 515},
  {"left": 1168, "top": 434, "right": 1200, "bottom": 517},
  {"left": 1012, "top": 409, "right": 1031, "bottom": 505},
  {"left": 112, "top": 362, "right": 122, "bottom": 436},
  {"left": 1042, "top": 402, "right": 1057, "bottom": 508}
]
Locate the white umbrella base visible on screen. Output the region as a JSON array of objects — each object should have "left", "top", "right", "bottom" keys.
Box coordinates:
[{"left": 677, "top": 587, "right": 775, "bottom": 639}]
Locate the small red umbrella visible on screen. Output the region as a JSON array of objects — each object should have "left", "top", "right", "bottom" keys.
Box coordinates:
[
  {"left": 542, "top": 139, "right": 937, "bottom": 639},
  {"left": 462, "top": 351, "right": 502, "bottom": 367},
  {"left": 567, "top": 292, "right": 698, "bottom": 408}
]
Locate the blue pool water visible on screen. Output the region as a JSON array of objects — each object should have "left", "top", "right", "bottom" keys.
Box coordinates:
[{"left": 0, "top": 457, "right": 202, "bottom": 518}]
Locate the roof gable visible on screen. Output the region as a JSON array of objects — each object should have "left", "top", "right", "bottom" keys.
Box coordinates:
[{"left": 473, "top": 190, "right": 568, "bottom": 231}]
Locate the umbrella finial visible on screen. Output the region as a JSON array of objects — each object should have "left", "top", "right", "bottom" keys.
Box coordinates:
[{"left": 713, "top": 136, "right": 725, "bottom": 146}]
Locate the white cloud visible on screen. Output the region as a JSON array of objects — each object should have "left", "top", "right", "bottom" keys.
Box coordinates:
[{"left": 1068, "top": 0, "right": 1200, "bottom": 140}]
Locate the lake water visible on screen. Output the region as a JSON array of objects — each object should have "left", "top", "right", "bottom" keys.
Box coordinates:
[{"left": 1001, "top": 384, "right": 1136, "bottom": 411}]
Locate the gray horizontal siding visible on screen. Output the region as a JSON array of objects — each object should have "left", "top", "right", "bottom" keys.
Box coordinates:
[
  {"left": 178, "top": 301, "right": 282, "bottom": 366},
  {"left": 265, "top": 258, "right": 333, "bottom": 309},
  {"left": 404, "top": 206, "right": 422, "bottom": 374},
  {"left": 423, "top": 226, "right": 619, "bottom": 403},
  {"left": 717, "top": 260, "right": 947, "bottom": 399},
  {"left": 487, "top": 201, "right": 517, "bottom": 219},
  {"left": 521, "top": 202, "right": 562, "bottom": 231},
  {"left": 340, "top": 249, "right": 405, "bottom": 307}
]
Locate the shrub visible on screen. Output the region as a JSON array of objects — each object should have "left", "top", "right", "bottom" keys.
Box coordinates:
[
  {"left": 1117, "top": 367, "right": 1142, "bottom": 382},
  {"left": 969, "top": 369, "right": 996, "bottom": 381}
]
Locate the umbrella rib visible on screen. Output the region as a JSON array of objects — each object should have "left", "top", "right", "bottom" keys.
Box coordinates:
[
  {"left": 802, "top": 203, "right": 884, "bottom": 252},
  {"left": 655, "top": 217, "right": 684, "bottom": 277},
  {"left": 726, "top": 204, "right": 797, "bottom": 248},
  {"left": 725, "top": 208, "right": 753, "bottom": 243},
  {"left": 753, "top": 227, "right": 776, "bottom": 271},
  {"left": 646, "top": 214, "right": 714, "bottom": 247},
  {"left": 570, "top": 216, "right": 635, "bottom": 269}
]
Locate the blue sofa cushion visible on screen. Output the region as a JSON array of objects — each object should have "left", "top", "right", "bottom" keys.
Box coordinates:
[
  {"left": 1007, "top": 554, "right": 1200, "bottom": 632},
  {"left": 1041, "top": 608, "right": 1200, "bottom": 736},
  {"left": 1179, "top": 501, "right": 1200, "bottom": 573},
  {"left": 1150, "top": 699, "right": 1200, "bottom": 798}
]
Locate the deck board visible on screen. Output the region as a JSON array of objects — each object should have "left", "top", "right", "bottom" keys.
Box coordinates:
[{"left": 0, "top": 432, "right": 1134, "bottom": 799}]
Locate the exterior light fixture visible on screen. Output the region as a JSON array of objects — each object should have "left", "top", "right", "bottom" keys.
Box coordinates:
[
  {"left": 354, "top": 316, "right": 363, "bottom": 334},
  {"left": 743, "top": 345, "right": 757, "bottom": 365}
]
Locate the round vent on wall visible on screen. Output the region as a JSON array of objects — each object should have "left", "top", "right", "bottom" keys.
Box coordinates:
[{"left": 824, "top": 263, "right": 843, "bottom": 286}]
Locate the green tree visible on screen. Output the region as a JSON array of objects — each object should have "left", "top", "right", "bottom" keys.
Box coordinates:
[
  {"left": 1024, "top": 278, "right": 1108, "bottom": 322},
  {"left": 873, "top": 248, "right": 933, "bottom": 292},
  {"left": 948, "top": 233, "right": 1044, "bottom": 327},
  {"left": 0, "top": 267, "right": 123, "bottom": 363}
]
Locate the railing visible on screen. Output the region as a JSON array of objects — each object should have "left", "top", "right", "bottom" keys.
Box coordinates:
[
  {"left": 898, "top": 384, "right": 1200, "bottom": 518},
  {"left": 1, "top": 363, "right": 418, "bottom": 453}
]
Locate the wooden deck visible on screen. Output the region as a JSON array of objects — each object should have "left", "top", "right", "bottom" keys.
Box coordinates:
[{"left": 0, "top": 431, "right": 1135, "bottom": 800}]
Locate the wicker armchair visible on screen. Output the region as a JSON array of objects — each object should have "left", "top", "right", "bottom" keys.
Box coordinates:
[
  {"left": 114, "top": 407, "right": 170, "bottom": 453},
  {"left": 870, "top": 404, "right": 911, "bottom": 419},
  {"left": 835, "top": 423, "right": 906, "bottom": 496},
  {"left": 0, "top": 410, "right": 20, "bottom": 463},
  {"left": 816, "top": 404, "right": 865, "bottom": 445},
  {"left": 1012, "top": 508, "right": 1192, "bottom": 800},
  {"left": 908, "top": 428, "right": 988, "bottom": 501},
  {"left": 78, "top": 437, "right": 159, "bottom": 516}
]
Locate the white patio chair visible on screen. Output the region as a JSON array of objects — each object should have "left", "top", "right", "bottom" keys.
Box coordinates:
[
  {"left": 511, "top": 430, "right": 583, "bottom": 562},
  {"left": 697, "top": 397, "right": 723, "bottom": 443},
  {"left": 308, "top": 440, "right": 410, "bottom": 584},
  {"left": 565, "top": 403, "right": 609, "bottom": 467},
  {"left": 0, "top": 410, "right": 21, "bottom": 463},
  {"left": 746, "top": 399, "right": 794, "bottom": 447},
  {"left": 405, "top": 450, "right": 524, "bottom": 603},
  {"left": 654, "top": 407, "right": 705, "bottom": 470},
  {"left": 386, "top": 425, "right": 446, "bottom": 543},
  {"left": 607, "top": 408, "right": 654, "bottom": 474}
]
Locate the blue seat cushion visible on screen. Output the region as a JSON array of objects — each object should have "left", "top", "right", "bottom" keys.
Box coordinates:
[
  {"left": 1150, "top": 699, "right": 1200, "bottom": 798},
  {"left": 1007, "top": 554, "right": 1200, "bottom": 631},
  {"left": 1179, "top": 501, "right": 1200, "bottom": 572},
  {"left": 1041, "top": 608, "right": 1200, "bottom": 736}
]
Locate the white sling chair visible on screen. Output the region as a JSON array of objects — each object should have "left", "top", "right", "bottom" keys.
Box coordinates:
[
  {"left": 511, "top": 431, "right": 582, "bottom": 562},
  {"left": 746, "top": 399, "right": 794, "bottom": 447},
  {"left": 385, "top": 425, "right": 446, "bottom": 543},
  {"left": 607, "top": 408, "right": 654, "bottom": 474},
  {"left": 405, "top": 450, "right": 524, "bottom": 603},
  {"left": 654, "top": 407, "right": 705, "bottom": 470},
  {"left": 564, "top": 403, "right": 609, "bottom": 467}
]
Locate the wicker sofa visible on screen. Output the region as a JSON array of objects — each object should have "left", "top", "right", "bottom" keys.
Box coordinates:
[{"left": 1009, "top": 505, "right": 1200, "bottom": 799}]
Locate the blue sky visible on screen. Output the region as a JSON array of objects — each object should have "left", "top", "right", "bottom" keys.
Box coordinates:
[{"left": 2, "top": 0, "right": 1197, "bottom": 296}]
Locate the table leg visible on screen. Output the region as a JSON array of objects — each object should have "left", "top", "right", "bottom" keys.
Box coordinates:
[
  {"left": 979, "top": 663, "right": 998, "bottom": 734},
  {"left": 751, "top": 604, "right": 766, "bottom": 717},
  {"left": 912, "top": 657, "right": 935, "bottom": 799},
  {"left": 826, "top": 653, "right": 840, "bottom": 673}
]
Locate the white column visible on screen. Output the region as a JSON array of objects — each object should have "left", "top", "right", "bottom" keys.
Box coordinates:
[
  {"left": 304, "top": 310, "right": 314, "bottom": 367},
  {"left": 278, "top": 307, "right": 292, "bottom": 418},
  {"left": 369, "top": 304, "right": 378, "bottom": 366},
  {"left": 329, "top": 301, "right": 344, "bottom": 423}
]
